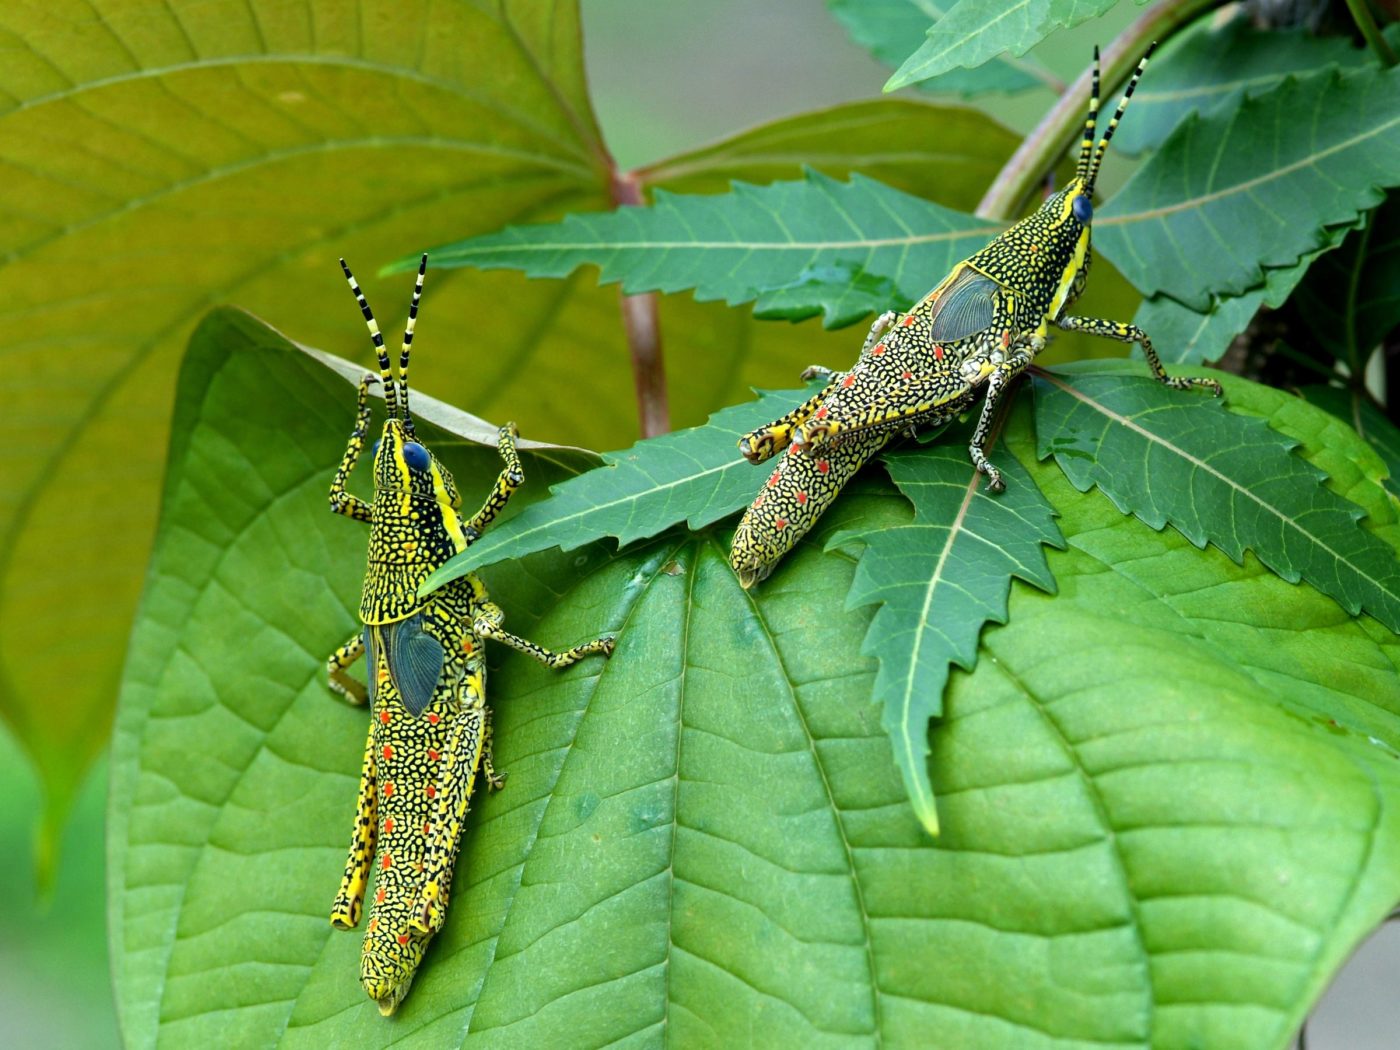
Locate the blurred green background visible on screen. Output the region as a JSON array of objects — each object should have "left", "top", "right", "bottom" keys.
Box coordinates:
[{"left": 4, "top": 2, "right": 1395, "bottom": 1047}]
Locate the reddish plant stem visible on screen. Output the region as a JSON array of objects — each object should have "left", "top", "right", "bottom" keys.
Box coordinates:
[
  {"left": 976, "top": 0, "right": 1219, "bottom": 221},
  {"left": 611, "top": 169, "right": 670, "bottom": 437}
]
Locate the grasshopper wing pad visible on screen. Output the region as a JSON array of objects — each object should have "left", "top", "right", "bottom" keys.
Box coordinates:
[
  {"left": 928, "top": 267, "right": 997, "bottom": 342},
  {"left": 383, "top": 613, "right": 445, "bottom": 717},
  {"left": 364, "top": 627, "right": 378, "bottom": 704}
]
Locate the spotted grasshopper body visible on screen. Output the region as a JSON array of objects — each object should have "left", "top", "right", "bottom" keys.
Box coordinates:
[
  {"left": 729, "top": 45, "right": 1220, "bottom": 588},
  {"left": 325, "top": 257, "right": 615, "bottom": 1015}
]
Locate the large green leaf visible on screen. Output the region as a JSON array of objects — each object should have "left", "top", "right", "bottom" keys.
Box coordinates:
[
  {"left": 634, "top": 99, "right": 1020, "bottom": 202},
  {"left": 113, "top": 308, "right": 1400, "bottom": 1045},
  {"left": 414, "top": 170, "right": 1000, "bottom": 327},
  {"left": 1, "top": 0, "right": 614, "bottom": 841},
  {"left": 828, "top": 439, "right": 1063, "bottom": 836},
  {"left": 826, "top": 0, "right": 1055, "bottom": 95},
  {"left": 1034, "top": 362, "right": 1400, "bottom": 632},
  {"left": 1097, "top": 65, "right": 1400, "bottom": 309},
  {"left": 1114, "top": 14, "right": 1387, "bottom": 156},
  {"left": 884, "top": 0, "right": 1145, "bottom": 91}
]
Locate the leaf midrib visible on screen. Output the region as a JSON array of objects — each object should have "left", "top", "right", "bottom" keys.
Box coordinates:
[
  {"left": 446, "top": 226, "right": 1003, "bottom": 256},
  {"left": 896, "top": 469, "right": 981, "bottom": 823}
]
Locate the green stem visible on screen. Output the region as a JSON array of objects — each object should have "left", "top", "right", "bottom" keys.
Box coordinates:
[
  {"left": 976, "top": 0, "right": 1219, "bottom": 221},
  {"left": 1344, "top": 0, "right": 1397, "bottom": 67}
]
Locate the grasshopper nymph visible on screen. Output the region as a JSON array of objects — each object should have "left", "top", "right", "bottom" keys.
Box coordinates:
[
  {"left": 325, "top": 256, "right": 615, "bottom": 1015},
  {"left": 730, "top": 45, "right": 1219, "bottom": 588}
]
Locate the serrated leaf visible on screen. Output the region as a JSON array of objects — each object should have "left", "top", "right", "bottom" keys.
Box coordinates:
[
  {"left": 414, "top": 170, "right": 1000, "bottom": 328},
  {"left": 1115, "top": 14, "right": 1386, "bottom": 156},
  {"left": 1133, "top": 220, "right": 1355, "bottom": 365},
  {"left": 826, "top": 0, "right": 1054, "bottom": 95},
  {"left": 884, "top": 0, "right": 1144, "bottom": 91},
  {"left": 1033, "top": 362, "right": 1400, "bottom": 631},
  {"left": 1097, "top": 66, "right": 1400, "bottom": 309},
  {"left": 423, "top": 387, "right": 816, "bottom": 593},
  {"left": 1299, "top": 384, "right": 1400, "bottom": 500},
  {"left": 114, "top": 302, "right": 1400, "bottom": 1046},
  {"left": 827, "top": 435, "right": 1063, "bottom": 835},
  {"left": 1294, "top": 195, "right": 1400, "bottom": 370}
]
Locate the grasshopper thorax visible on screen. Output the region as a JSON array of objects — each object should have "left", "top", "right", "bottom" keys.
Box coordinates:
[
  {"left": 966, "top": 44, "right": 1152, "bottom": 322},
  {"left": 361, "top": 418, "right": 469, "bottom": 623}
]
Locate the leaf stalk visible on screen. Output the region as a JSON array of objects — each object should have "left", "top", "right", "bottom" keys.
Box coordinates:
[
  {"left": 1344, "top": 0, "right": 1398, "bottom": 68},
  {"left": 611, "top": 169, "right": 670, "bottom": 437}
]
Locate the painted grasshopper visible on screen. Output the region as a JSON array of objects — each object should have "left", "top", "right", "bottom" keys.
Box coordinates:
[
  {"left": 730, "top": 45, "right": 1220, "bottom": 588},
  {"left": 325, "top": 256, "right": 615, "bottom": 1015}
]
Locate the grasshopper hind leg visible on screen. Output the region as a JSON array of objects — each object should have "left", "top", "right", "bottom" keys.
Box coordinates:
[{"left": 330, "top": 720, "right": 378, "bottom": 930}]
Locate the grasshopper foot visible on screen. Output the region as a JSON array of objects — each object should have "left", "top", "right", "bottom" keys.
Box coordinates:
[
  {"left": 739, "top": 425, "right": 789, "bottom": 465},
  {"left": 971, "top": 448, "right": 1005, "bottom": 494}
]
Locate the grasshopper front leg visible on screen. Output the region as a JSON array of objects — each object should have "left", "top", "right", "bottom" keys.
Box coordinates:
[
  {"left": 330, "top": 719, "right": 379, "bottom": 929},
  {"left": 329, "top": 374, "right": 377, "bottom": 523},
  {"left": 1054, "top": 315, "right": 1223, "bottom": 396},
  {"left": 966, "top": 343, "right": 1038, "bottom": 492},
  {"left": 463, "top": 423, "right": 524, "bottom": 541}
]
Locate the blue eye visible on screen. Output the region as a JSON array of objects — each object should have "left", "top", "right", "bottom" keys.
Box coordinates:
[
  {"left": 1072, "top": 194, "right": 1093, "bottom": 223},
  {"left": 372, "top": 438, "right": 382, "bottom": 455},
  {"left": 402, "top": 441, "right": 430, "bottom": 472}
]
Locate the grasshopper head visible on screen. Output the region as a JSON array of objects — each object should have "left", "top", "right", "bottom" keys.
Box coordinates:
[
  {"left": 341, "top": 255, "right": 472, "bottom": 623},
  {"left": 1012, "top": 44, "right": 1154, "bottom": 316},
  {"left": 371, "top": 419, "right": 460, "bottom": 511}
]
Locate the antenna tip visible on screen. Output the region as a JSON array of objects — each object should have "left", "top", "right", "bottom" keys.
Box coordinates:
[
  {"left": 419, "top": 253, "right": 428, "bottom": 273},
  {"left": 339, "top": 257, "right": 350, "bottom": 273},
  {"left": 1143, "top": 40, "right": 1158, "bottom": 59},
  {"left": 1093, "top": 44, "right": 1100, "bottom": 60}
]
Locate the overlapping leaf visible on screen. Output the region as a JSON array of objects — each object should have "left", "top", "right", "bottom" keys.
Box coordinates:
[
  {"left": 1097, "top": 65, "right": 1400, "bottom": 309},
  {"left": 884, "top": 0, "right": 1146, "bottom": 91},
  {"left": 1133, "top": 221, "right": 1355, "bottom": 365},
  {"left": 411, "top": 170, "right": 1001, "bottom": 327},
  {"left": 1034, "top": 362, "right": 1400, "bottom": 631},
  {"left": 828, "top": 438, "right": 1063, "bottom": 835},
  {"left": 113, "top": 310, "right": 1400, "bottom": 1046},
  {"left": 1294, "top": 197, "right": 1400, "bottom": 370},
  {"left": 826, "top": 0, "right": 1056, "bottom": 95},
  {"left": 422, "top": 386, "right": 816, "bottom": 593},
  {"left": 635, "top": 98, "right": 1021, "bottom": 201},
  {"left": 1114, "top": 14, "right": 1388, "bottom": 155}
]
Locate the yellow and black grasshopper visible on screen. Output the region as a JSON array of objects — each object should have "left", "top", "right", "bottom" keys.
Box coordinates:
[
  {"left": 730, "top": 45, "right": 1220, "bottom": 588},
  {"left": 325, "top": 256, "right": 615, "bottom": 1015}
]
